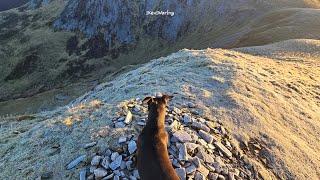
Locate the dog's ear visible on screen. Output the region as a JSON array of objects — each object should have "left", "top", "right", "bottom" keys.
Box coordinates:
[
  {"left": 162, "top": 95, "right": 174, "bottom": 103},
  {"left": 142, "top": 96, "right": 153, "bottom": 104}
]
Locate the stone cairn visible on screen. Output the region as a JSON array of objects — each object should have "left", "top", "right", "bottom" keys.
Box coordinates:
[{"left": 68, "top": 97, "right": 258, "bottom": 180}]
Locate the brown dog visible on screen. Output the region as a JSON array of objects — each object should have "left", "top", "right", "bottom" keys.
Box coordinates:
[{"left": 137, "top": 95, "right": 180, "bottom": 180}]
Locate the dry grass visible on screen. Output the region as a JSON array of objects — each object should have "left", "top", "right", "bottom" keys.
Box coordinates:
[{"left": 89, "top": 100, "right": 102, "bottom": 107}]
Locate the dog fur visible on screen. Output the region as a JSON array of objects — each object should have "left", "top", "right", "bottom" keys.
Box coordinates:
[{"left": 137, "top": 95, "right": 180, "bottom": 180}]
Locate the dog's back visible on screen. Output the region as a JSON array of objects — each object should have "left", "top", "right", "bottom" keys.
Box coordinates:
[{"left": 137, "top": 95, "right": 179, "bottom": 180}]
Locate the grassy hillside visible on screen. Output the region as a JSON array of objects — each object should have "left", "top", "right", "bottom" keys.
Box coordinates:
[
  {"left": 0, "top": 0, "right": 319, "bottom": 116},
  {"left": 1, "top": 39, "right": 319, "bottom": 179}
]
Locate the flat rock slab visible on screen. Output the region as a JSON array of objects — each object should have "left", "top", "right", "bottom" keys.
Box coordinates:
[
  {"left": 91, "top": 156, "right": 102, "bottom": 166},
  {"left": 198, "top": 130, "right": 216, "bottom": 144},
  {"left": 109, "top": 155, "right": 122, "bottom": 170},
  {"left": 195, "top": 171, "right": 206, "bottom": 180},
  {"left": 196, "top": 147, "right": 214, "bottom": 163},
  {"left": 84, "top": 142, "right": 97, "bottom": 149},
  {"left": 173, "top": 130, "right": 192, "bottom": 142},
  {"left": 128, "top": 141, "right": 137, "bottom": 154},
  {"left": 191, "top": 122, "right": 210, "bottom": 132},
  {"left": 124, "top": 111, "right": 133, "bottom": 124},
  {"left": 175, "top": 168, "right": 186, "bottom": 180},
  {"left": 115, "top": 122, "right": 126, "bottom": 128},
  {"left": 197, "top": 163, "right": 210, "bottom": 177},
  {"left": 80, "top": 169, "right": 86, "bottom": 180},
  {"left": 66, "top": 155, "right": 86, "bottom": 170},
  {"left": 178, "top": 143, "right": 188, "bottom": 161},
  {"left": 214, "top": 141, "right": 232, "bottom": 158},
  {"left": 118, "top": 137, "right": 127, "bottom": 143},
  {"left": 94, "top": 168, "right": 108, "bottom": 178},
  {"left": 185, "top": 165, "right": 197, "bottom": 174}
]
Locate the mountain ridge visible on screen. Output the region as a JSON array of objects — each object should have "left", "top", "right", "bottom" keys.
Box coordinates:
[{"left": 1, "top": 39, "right": 319, "bottom": 179}]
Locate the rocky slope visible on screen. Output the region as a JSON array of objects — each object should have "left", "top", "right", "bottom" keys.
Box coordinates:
[
  {"left": 1, "top": 0, "right": 320, "bottom": 115},
  {"left": 1, "top": 39, "right": 319, "bottom": 179}
]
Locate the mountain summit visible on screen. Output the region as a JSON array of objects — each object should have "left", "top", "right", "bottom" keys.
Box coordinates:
[{"left": 1, "top": 39, "right": 319, "bottom": 179}]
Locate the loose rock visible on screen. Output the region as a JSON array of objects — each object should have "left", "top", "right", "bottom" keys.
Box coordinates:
[
  {"left": 179, "top": 143, "right": 188, "bottom": 161},
  {"left": 134, "top": 106, "right": 141, "bottom": 112},
  {"left": 80, "top": 169, "right": 86, "bottom": 180},
  {"left": 113, "top": 175, "right": 120, "bottom": 180},
  {"left": 187, "top": 102, "right": 195, "bottom": 108},
  {"left": 185, "top": 143, "right": 199, "bottom": 152},
  {"left": 66, "top": 155, "right": 86, "bottom": 170},
  {"left": 91, "top": 156, "right": 102, "bottom": 166},
  {"left": 94, "top": 168, "right": 108, "bottom": 178},
  {"left": 183, "top": 115, "right": 192, "bottom": 123},
  {"left": 124, "top": 111, "right": 133, "bottom": 124},
  {"left": 103, "top": 173, "right": 114, "bottom": 180},
  {"left": 133, "top": 169, "right": 140, "bottom": 178},
  {"left": 192, "top": 157, "right": 201, "bottom": 168},
  {"left": 196, "top": 147, "right": 214, "bottom": 163},
  {"left": 208, "top": 172, "right": 219, "bottom": 180},
  {"left": 87, "top": 174, "right": 94, "bottom": 180},
  {"left": 90, "top": 166, "right": 97, "bottom": 173},
  {"left": 214, "top": 141, "right": 232, "bottom": 158},
  {"left": 173, "top": 107, "right": 182, "bottom": 114},
  {"left": 101, "top": 156, "right": 110, "bottom": 169},
  {"left": 84, "top": 142, "right": 97, "bottom": 149},
  {"left": 120, "top": 161, "right": 126, "bottom": 170},
  {"left": 128, "top": 141, "right": 137, "bottom": 154},
  {"left": 109, "top": 155, "right": 122, "bottom": 170},
  {"left": 111, "top": 152, "right": 119, "bottom": 161},
  {"left": 175, "top": 168, "right": 186, "bottom": 180},
  {"left": 206, "top": 122, "right": 219, "bottom": 130},
  {"left": 118, "top": 137, "right": 127, "bottom": 143},
  {"left": 137, "top": 122, "right": 146, "bottom": 126},
  {"left": 198, "top": 130, "right": 215, "bottom": 144},
  {"left": 115, "top": 122, "right": 126, "bottom": 128},
  {"left": 218, "top": 175, "right": 226, "bottom": 180},
  {"left": 191, "top": 122, "right": 210, "bottom": 132},
  {"left": 197, "top": 163, "right": 210, "bottom": 177},
  {"left": 173, "top": 130, "right": 192, "bottom": 142},
  {"left": 194, "top": 171, "right": 206, "bottom": 180},
  {"left": 186, "top": 165, "right": 197, "bottom": 174},
  {"left": 105, "top": 149, "right": 112, "bottom": 156},
  {"left": 126, "top": 161, "right": 133, "bottom": 170},
  {"left": 118, "top": 117, "right": 125, "bottom": 121}
]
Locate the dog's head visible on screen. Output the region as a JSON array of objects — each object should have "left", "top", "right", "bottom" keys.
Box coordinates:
[{"left": 142, "top": 95, "right": 174, "bottom": 109}]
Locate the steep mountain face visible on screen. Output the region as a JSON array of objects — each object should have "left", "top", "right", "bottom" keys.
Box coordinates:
[
  {"left": 54, "top": 0, "right": 202, "bottom": 44},
  {"left": 0, "top": 0, "right": 319, "bottom": 115},
  {"left": 0, "top": 0, "right": 29, "bottom": 12},
  {"left": 29, "top": 0, "right": 51, "bottom": 8},
  {"left": 54, "top": 0, "right": 320, "bottom": 50}
]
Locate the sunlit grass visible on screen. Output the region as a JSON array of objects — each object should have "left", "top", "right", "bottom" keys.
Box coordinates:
[
  {"left": 65, "top": 116, "right": 72, "bottom": 126},
  {"left": 79, "top": 104, "right": 86, "bottom": 109},
  {"left": 90, "top": 100, "right": 102, "bottom": 107}
]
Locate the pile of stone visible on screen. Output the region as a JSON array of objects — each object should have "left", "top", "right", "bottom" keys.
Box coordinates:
[{"left": 69, "top": 97, "right": 256, "bottom": 180}]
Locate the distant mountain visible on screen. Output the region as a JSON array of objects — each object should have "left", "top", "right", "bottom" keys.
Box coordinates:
[
  {"left": 0, "top": 0, "right": 28, "bottom": 11},
  {"left": 0, "top": 0, "right": 319, "bottom": 115}
]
